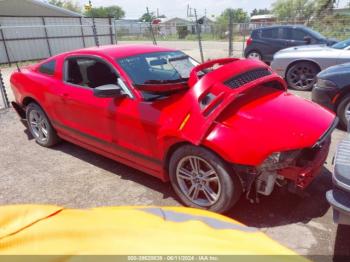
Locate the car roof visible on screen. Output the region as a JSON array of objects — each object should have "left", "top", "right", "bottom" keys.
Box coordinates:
[
  {"left": 253, "top": 25, "right": 307, "bottom": 31},
  {"left": 58, "top": 44, "right": 178, "bottom": 59}
]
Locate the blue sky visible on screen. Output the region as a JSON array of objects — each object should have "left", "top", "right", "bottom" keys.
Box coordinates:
[{"left": 75, "top": 0, "right": 349, "bottom": 19}]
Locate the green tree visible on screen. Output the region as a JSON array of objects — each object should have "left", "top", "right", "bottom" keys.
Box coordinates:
[
  {"left": 139, "top": 12, "right": 156, "bottom": 22},
  {"left": 217, "top": 8, "right": 249, "bottom": 24},
  {"left": 250, "top": 8, "right": 271, "bottom": 17},
  {"left": 272, "top": 0, "right": 336, "bottom": 21},
  {"left": 48, "top": 0, "right": 81, "bottom": 13},
  {"left": 84, "top": 6, "right": 125, "bottom": 19}
]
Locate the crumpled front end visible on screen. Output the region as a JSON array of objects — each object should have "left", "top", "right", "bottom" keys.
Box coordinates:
[{"left": 178, "top": 58, "right": 337, "bottom": 200}]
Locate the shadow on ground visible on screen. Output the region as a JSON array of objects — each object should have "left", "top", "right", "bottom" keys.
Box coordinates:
[
  {"left": 50, "top": 136, "right": 334, "bottom": 229},
  {"left": 333, "top": 225, "right": 350, "bottom": 260},
  {"left": 53, "top": 141, "right": 177, "bottom": 201},
  {"left": 228, "top": 168, "right": 333, "bottom": 228}
]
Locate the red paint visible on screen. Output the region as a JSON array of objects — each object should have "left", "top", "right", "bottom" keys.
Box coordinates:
[
  {"left": 10, "top": 45, "right": 335, "bottom": 188},
  {"left": 246, "top": 37, "right": 253, "bottom": 46}
]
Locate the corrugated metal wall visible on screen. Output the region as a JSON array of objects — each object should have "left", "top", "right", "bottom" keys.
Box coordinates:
[{"left": 0, "top": 16, "right": 116, "bottom": 64}]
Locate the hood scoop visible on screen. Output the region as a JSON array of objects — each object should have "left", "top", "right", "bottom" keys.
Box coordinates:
[{"left": 224, "top": 69, "right": 271, "bottom": 89}]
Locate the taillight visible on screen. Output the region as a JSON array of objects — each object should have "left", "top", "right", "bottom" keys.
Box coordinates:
[{"left": 246, "top": 37, "right": 252, "bottom": 46}]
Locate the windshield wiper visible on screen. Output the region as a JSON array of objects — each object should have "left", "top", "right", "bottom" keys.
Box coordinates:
[{"left": 142, "top": 78, "right": 188, "bottom": 85}]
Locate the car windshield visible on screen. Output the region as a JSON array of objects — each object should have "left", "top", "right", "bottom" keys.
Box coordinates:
[
  {"left": 332, "top": 38, "right": 350, "bottom": 49},
  {"left": 117, "top": 51, "right": 199, "bottom": 85},
  {"left": 306, "top": 27, "right": 326, "bottom": 40}
]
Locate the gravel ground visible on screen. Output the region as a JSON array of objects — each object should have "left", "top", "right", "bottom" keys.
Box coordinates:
[{"left": 0, "top": 42, "right": 350, "bottom": 258}]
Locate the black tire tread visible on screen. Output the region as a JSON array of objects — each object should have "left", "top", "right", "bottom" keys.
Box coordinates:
[
  {"left": 169, "top": 145, "right": 242, "bottom": 214},
  {"left": 25, "top": 102, "right": 60, "bottom": 147}
]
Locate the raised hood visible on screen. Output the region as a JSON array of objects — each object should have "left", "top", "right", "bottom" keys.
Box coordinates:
[{"left": 177, "top": 59, "right": 335, "bottom": 165}]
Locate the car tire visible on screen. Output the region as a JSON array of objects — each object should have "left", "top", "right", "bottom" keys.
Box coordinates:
[
  {"left": 337, "top": 94, "right": 350, "bottom": 130},
  {"left": 169, "top": 145, "right": 242, "bottom": 213},
  {"left": 286, "top": 62, "right": 320, "bottom": 91},
  {"left": 26, "top": 102, "right": 60, "bottom": 147},
  {"left": 246, "top": 50, "right": 262, "bottom": 60}
]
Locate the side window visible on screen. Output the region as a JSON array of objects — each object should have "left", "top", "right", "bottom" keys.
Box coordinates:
[
  {"left": 65, "top": 57, "right": 118, "bottom": 88},
  {"left": 292, "top": 29, "right": 309, "bottom": 41},
  {"left": 261, "top": 28, "right": 279, "bottom": 39},
  {"left": 280, "top": 28, "right": 292, "bottom": 40},
  {"left": 38, "top": 60, "right": 56, "bottom": 76}
]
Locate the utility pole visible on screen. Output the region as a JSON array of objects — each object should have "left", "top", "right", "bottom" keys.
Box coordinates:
[
  {"left": 194, "top": 9, "right": 204, "bottom": 63},
  {"left": 146, "top": 7, "right": 157, "bottom": 45},
  {"left": 157, "top": 8, "right": 159, "bottom": 18}
]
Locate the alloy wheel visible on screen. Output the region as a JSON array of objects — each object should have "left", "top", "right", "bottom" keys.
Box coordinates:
[
  {"left": 287, "top": 64, "right": 317, "bottom": 90},
  {"left": 344, "top": 101, "right": 350, "bottom": 128},
  {"left": 176, "top": 156, "right": 221, "bottom": 207},
  {"left": 28, "top": 109, "right": 49, "bottom": 143}
]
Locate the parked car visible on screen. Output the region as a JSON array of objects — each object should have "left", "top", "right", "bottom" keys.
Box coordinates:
[
  {"left": 312, "top": 63, "right": 350, "bottom": 129},
  {"left": 271, "top": 38, "right": 350, "bottom": 91},
  {"left": 326, "top": 117, "right": 350, "bottom": 225},
  {"left": 10, "top": 45, "right": 337, "bottom": 213},
  {"left": 244, "top": 25, "right": 337, "bottom": 63}
]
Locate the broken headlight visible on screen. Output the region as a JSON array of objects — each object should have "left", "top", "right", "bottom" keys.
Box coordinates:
[{"left": 259, "top": 150, "right": 300, "bottom": 172}]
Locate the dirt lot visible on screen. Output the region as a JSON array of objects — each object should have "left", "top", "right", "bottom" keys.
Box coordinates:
[{"left": 0, "top": 42, "right": 350, "bottom": 259}]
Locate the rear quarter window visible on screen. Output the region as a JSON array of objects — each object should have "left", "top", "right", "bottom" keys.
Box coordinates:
[{"left": 38, "top": 60, "right": 56, "bottom": 76}]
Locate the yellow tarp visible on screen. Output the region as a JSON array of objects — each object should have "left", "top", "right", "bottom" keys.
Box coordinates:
[{"left": 0, "top": 205, "right": 307, "bottom": 260}]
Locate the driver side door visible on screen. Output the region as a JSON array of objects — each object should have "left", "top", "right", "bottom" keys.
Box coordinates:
[{"left": 53, "top": 55, "right": 117, "bottom": 148}]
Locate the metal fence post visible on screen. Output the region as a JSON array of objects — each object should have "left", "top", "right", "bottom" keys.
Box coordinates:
[
  {"left": 92, "top": 16, "right": 99, "bottom": 47},
  {"left": 79, "top": 17, "right": 86, "bottom": 48},
  {"left": 242, "top": 29, "right": 246, "bottom": 58},
  {"left": 41, "top": 17, "right": 52, "bottom": 56},
  {"left": 0, "top": 23, "right": 11, "bottom": 67},
  {"left": 194, "top": 9, "right": 204, "bottom": 63},
  {"left": 146, "top": 7, "right": 157, "bottom": 45},
  {"left": 114, "top": 20, "right": 118, "bottom": 44},
  {"left": 228, "top": 11, "right": 233, "bottom": 57},
  {"left": 0, "top": 69, "right": 10, "bottom": 108},
  {"left": 108, "top": 17, "right": 114, "bottom": 44}
]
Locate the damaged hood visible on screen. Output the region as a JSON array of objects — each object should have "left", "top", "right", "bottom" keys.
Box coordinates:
[{"left": 176, "top": 59, "right": 335, "bottom": 165}]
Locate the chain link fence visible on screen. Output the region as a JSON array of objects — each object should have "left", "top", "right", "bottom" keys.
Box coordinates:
[
  {"left": 0, "top": 69, "right": 9, "bottom": 109},
  {"left": 0, "top": 16, "right": 116, "bottom": 65},
  {"left": 1, "top": 15, "right": 350, "bottom": 108},
  {"left": 1, "top": 15, "right": 350, "bottom": 66}
]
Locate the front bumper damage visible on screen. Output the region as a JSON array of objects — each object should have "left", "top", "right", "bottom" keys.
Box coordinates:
[
  {"left": 235, "top": 118, "right": 337, "bottom": 202},
  {"left": 263, "top": 117, "right": 337, "bottom": 189}
]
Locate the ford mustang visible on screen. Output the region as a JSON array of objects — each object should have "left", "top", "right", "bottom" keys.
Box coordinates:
[{"left": 10, "top": 45, "right": 337, "bottom": 213}]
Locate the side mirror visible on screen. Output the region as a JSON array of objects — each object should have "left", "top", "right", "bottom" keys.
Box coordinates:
[
  {"left": 93, "top": 84, "right": 126, "bottom": 98},
  {"left": 304, "top": 36, "right": 312, "bottom": 44}
]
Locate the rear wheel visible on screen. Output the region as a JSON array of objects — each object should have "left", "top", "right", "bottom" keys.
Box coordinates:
[
  {"left": 286, "top": 62, "right": 320, "bottom": 91},
  {"left": 26, "top": 103, "right": 60, "bottom": 147},
  {"left": 337, "top": 94, "right": 350, "bottom": 130},
  {"left": 169, "top": 145, "right": 242, "bottom": 213}
]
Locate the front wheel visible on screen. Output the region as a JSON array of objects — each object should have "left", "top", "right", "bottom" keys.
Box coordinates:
[
  {"left": 26, "top": 103, "right": 60, "bottom": 147},
  {"left": 169, "top": 145, "right": 242, "bottom": 213},
  {"left": 246, "top": 51, "right": 262, "bottom": 60},
  {"left": 286, "top": 62, "right": 319, "bottom": 91},
  {"left": 337, "top": 94, "right": 350, "bottom": 130}
]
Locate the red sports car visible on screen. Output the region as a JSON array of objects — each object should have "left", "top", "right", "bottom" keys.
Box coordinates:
[{"left": 10, "top": 45, "right": 337, "bottom": 213}]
